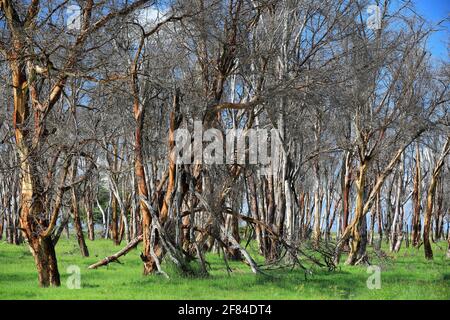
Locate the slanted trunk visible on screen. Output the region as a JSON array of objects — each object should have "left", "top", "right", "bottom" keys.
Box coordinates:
[
  {"left": 327, "top": 197, "right": 340, "bottom": 241},
  {"left": 89, "top": 235, "right": 143, "bottom": 269},
  {"left": 118, "top": 210, "right": 125, "bottom": 244},
  {"left": 225, "top": 213, "right": 242, "bottom": 260},
  {"left": 52, "top": 209, "right": 70, "bottom": 246}
]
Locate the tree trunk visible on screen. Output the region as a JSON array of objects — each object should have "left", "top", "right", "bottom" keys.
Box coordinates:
[
  {"left": 312, "top": 116, "right": 321, "bottom": 244},
  {"left": 345, "top": 161, "right": 367, "bottom": 265},
  {"left": 52, "top": 209, "right": 70, "bottom": 246},
  {"left": 130, "top": 45, "right": 172, "bottom": 273},
  {"left": 369, "top": 207, "right": 375, "bottom": 246},
  {"left": 134, "top": 100, "right": 158, "bottom": 275},
  {"left": 247, "top": 174, "right": 263, "bottom": 254},
  {"left": 265, "top": 175, "right": 278, "bottom": 261},
  {"left": 29, "top": 236, "right": 61, "bottom": 287},
  {"left": 70, "top": 159, "right": 89, "bottom": 257},
  {"left": 390, "top": 157, "right": 404, "bottom": 252},
  {"left": 11, "top": 60, "right": 61, "bottom": 286},
  {"left": 85, "top": 197, "right": 95, "bottom": 241},
  {"left": 446, "top": 231, "right": 450, "bottom": 259},
  {"left": 357, "top": 215, "right": 368, "bottom": 261},
  {"left": 84, "top": 181, "right": 95, "bottom": 241},
  {"left": 298, "top": 191, "right": 305, "bottom": 239},
  {"left": 341, "top": 151, "right": 352, "bottom": 247},
  {"left": 423, "top": 137, "right": 450, "bottom": 260},
  {"left": 336, "top": 145, "right": 410, "bottom": 265},
  {"left": 324, "top": 183, "right": 332, "bottom": 242},
  {"left": 110, "top": 193, "right": 120, "bottom": 245},
  {"left": 313, "top": 186, "right": 322, "bottom": 245},
  {"left": 423, "top": 176, "right": 437, "bottom": 260},
  {"left": 384, "top": 179, "right": 394, "bottom": 243},
  {"left": 225, "top": 213, "right": 242, "bottom": 260},
  {"left": 284, "top": 179, "right": 294, "bottom": 243},
  {"left": 0, "top": 210, "right": 3, "bottom": 240},
  {"left": 411, "top": 142, "right": 421, "bottom": 247},
  {"left": 327, "top": 197, "right": 340, "bottom": 241},
  {"left": 434, "top": 178, "right": 444, "bottom": 241},
  {"left": 159, "top": 92, "right": 182, "bottom": 223},
  {"left": 376, "top": 192, "right": 383, "bottom": 242}
]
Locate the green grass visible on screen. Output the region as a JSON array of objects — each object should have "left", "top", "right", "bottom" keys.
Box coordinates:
[{"left": 0, "top": 237, "right": 449, "bottom": 299}]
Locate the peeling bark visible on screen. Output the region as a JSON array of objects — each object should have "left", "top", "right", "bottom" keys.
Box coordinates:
[{"left": 423, "top": 137, "right": 450, "bottom": 260}]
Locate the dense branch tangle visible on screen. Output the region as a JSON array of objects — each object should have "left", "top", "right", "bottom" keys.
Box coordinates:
[{"left": 0, "top": 0, "right": 449, "bottom": 287}]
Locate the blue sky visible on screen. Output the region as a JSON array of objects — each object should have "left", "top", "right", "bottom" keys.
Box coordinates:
[{"left": 413, "top": 0, "right": 449, "bottom": 59}]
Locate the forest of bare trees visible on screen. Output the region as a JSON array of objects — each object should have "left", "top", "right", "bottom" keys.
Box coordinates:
[{"left": 0, "top": 0, "right": 449, "bottom": 288}]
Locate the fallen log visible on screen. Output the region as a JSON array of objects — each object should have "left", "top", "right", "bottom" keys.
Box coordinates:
[{"left": 88, "top": 235, "right": 143, "bottom": 269}]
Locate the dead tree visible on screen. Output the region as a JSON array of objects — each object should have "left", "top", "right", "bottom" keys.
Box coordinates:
[{"left": 423, "top": 136, "right": 450, "bottom": 260}]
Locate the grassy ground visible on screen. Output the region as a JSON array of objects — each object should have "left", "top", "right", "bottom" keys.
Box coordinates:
[{"left": 0, "top": 236, "right": 449, "bottom": 299}]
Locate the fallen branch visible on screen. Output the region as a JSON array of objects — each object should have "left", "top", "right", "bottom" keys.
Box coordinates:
[{"left": 88, "top": 235, "right": 143, "bottom": 269}]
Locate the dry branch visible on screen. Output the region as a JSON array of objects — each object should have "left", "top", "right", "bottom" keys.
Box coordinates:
[{"left": 88, "top": 235, "right": 143, "bottom": 269}]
